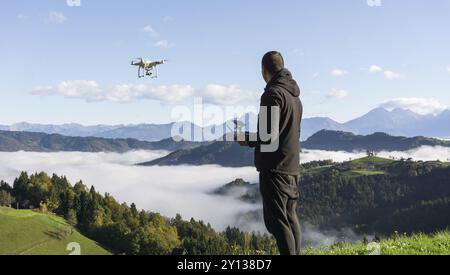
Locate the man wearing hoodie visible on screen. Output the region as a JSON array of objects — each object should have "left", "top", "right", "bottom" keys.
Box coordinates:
[{"left": 239, "top": 51, "right": 303, "bottom": 255}]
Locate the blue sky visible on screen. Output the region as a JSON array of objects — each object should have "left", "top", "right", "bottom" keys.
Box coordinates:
[{"left": 1, "top": 0, "right": 450, "bottom": 125}]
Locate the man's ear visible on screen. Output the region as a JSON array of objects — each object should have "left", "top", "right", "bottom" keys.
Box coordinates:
[{"left": 262, "top": 67, "right": 270, "bottom": 83}]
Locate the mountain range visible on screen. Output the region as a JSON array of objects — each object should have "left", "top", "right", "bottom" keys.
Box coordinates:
[
  {"left": 302, "top": 108, "right": 450, "bottom": 140},
  {"left": 0, "top": 130, "right": 200, "bottom": 153},
  {"left": 302, "top": 130, "right": 450, "bottom": 152},
  {"left": 2, "top": 108, "right": 450, "bottom": 141},
  {"left": 141, "top": 130, "right": 450, "bottom": 167}
]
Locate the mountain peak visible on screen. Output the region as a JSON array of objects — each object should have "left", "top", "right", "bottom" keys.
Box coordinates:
[{"left": 390, "top": 107, "right": 422, "bottom": 117}]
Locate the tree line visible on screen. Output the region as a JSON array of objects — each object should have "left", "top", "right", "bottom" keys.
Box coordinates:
[
  {"left": 0, "top": 172, "right": 277, "bottom": 255},
  {"left": 299, "top": 160, "right": 450, "bottom": 234}
]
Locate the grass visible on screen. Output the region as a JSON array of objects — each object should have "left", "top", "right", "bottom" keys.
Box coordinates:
[
  {"left": 350, "top": 156, "right": 395, "bottom": 166},
  {"left": 304, "top": 231, "right": 450, "bottom": 255},
  {"left": 342, "top": 170, "right": 386, "bottom": 177},
  {"left": 0, "top": 207, "right": 111, "bottom": 255},
  {"left": 352, "top": 157, "right": 395, "bottom": 165}
]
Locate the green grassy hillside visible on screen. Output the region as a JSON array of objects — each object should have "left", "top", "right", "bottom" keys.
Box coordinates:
[
  {"left": 0, "top": 207, "right": 111, "bottom": 255},
  {"left": 306, "top": 231, "right": 450, "bottom": 255}
]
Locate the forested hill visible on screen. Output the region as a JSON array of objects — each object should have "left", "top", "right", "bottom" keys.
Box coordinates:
[
  {"left": 142, "top": 131, "right": 450, "bottom": 167},
  {"left": 214, "top": 157, "right": 450, "bottom": 236},
  {"left": 139, "top": 141, "right": 254, "bottom": 167},
  {"left": 302, "top": 130, "right": 450, "bottom": 152},
  {"left": 0, "top": 173, "right": 278, "bottom": 255},
  {"left": 0, "top": 130, "right": 201, "bottom": 153}
]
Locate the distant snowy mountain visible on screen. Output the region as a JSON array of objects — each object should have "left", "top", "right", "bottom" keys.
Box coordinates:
[
  {"left": 0, "top": 122, "right": 119, "bottom": 137},
  {"left": 343, "top": 108, "right": 427, "bottom": 136},
  {"left": 0, "top": 122, "right": 202, "bottom": 142},
  {"left": 2, "top": 107, "right": 450, "bottom": 141},
  {"left": 342, "top": 108, "right": 450, "bottom": 138},
  {"left": 301, "top": 117, "right": 345, "bottom": 140},
  {"left": 302, "top": 107, "right": 450, "bottom": 140}
]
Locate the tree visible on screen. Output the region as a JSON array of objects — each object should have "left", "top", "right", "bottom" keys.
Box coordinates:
[
  {"left": 130, "top": 203, "right": 139, "bottom": 217},
  {"left": 12, "top": 172, "right": 30, "bottom": 208},
  {"left": 65, "top": 209, "right": 78, "bottom": 226},
  {"left": 225, "top": 226, "right": 246, "bottom": 247},
  {"left": 0, "top": 180, "right": 12, "bottom": 193},
  {"left": 39, "top": 202, "right": 48, "bottom": 213},
  {"left": 0, "top": 190, "right": 15, "bottom": 207}
]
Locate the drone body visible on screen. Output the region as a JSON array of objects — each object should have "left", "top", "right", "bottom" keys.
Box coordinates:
[{"left": 131, "top": 58, "right": 167, "bottom": 78}]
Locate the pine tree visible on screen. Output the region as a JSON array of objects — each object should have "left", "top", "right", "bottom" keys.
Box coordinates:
[{"left": 66, "top": 209, "right": 78, "bottom": 226}]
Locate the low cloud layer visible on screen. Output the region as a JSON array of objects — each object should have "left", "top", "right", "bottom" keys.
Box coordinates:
[
  {"left": 302, "top": 146, "right": 450, "bottom": 163},
  {"left": 1, "top": 146, "right": 449, "bottom": 235},
  {"left": 0, "top": 150, "right": 259, "bottom": 231}
]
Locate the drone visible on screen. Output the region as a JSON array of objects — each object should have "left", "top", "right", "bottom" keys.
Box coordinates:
[{"left": 131, "top": 58, "right": 167, "bottom": 79}]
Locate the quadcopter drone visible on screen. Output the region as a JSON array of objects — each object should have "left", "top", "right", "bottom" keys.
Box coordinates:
[{"left": 131, "top": 58, "right": 167, "bottom": 79}]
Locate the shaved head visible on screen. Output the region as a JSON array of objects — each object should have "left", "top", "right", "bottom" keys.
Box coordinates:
[{"left": 262, "top": 51, "right": 285, "bottom": 75}]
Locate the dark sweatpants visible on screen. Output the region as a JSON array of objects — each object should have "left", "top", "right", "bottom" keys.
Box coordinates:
[{"left": 259, "top": 171, "right": 301, "bottom": 255}]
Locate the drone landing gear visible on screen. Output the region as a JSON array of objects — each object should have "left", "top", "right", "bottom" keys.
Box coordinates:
[
  {"left": 136, "top": 65, "right": 158, "bottom": 79},
  {"left": 138, "top": 67, "right": 144, "bottom": 78},
  {"left": 145, "top": 67, "right": 158, "bottom": 79}
]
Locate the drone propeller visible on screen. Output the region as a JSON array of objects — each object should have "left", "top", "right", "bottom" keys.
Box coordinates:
[{"left": 131, "top": 57, "right": 144, "bottom": 66}]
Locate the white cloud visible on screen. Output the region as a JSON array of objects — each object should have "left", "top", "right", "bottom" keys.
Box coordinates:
[
  {"left": 369, "top": 65, "right": 383, "bottom": 73},
  {"left": 46, "top": 11, "right": 67, "bottom": 24},
  {"left": 154, "top": 40, "right": 176, "bottom": 49},
  {"left": 17, "top": 14, "right": 27, "bottom": 20},
  {"left": 31, "top": 81, "right": 194, "bottom": 104},
  {"left": 31, "top": 80, "right": 103, "bottom": 101},
  {"left": 141, "top": 24, "right": 175, "bottom": 49},
  {"left": 383, "top": 70, "right": 404, "bottom": 80},
  {"left": 202, "top": 85, "right": 259, "bottom": 105},
  {"left": 330, "top": 69, "right": 348, "bottom": 77},
  {"left": 327, "top": 88, "right": 350, "bottom": 99},
  {"left": 30, "top": 81, "right": 261, "bottom": 105},
  {"left": 380, "top": 97, "right": 447, "bottom": 115},
  {"left": 292, "top": 48, "right": 304, "bottom": 56},
  {"left": 108, "top": 84, "right": 195, "bottom": 104},
  {"left": 141, "top": 25, "right": 159, "bottom": 38},
  {"left": 368, "top": 65, "right": 404, "bottom": 80},
  {"left": 163, "top": 16, "right": 174, "bottom": 23},
  {"left": 447, "top": 66, "right": 450, "bottom": 73}
]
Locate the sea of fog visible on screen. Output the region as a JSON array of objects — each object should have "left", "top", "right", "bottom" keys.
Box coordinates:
[{"left": 0, "top": 146, "right": 449, "bottom": 236}]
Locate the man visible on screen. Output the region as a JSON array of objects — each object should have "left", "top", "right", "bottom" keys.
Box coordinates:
[{"left": 239, "top": 51, "right": 303, "bottom": 255}]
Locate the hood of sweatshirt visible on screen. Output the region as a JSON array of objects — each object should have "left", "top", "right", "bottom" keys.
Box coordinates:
[{"left": 266, "top": 68, "right": 301, "bottom": 97}]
